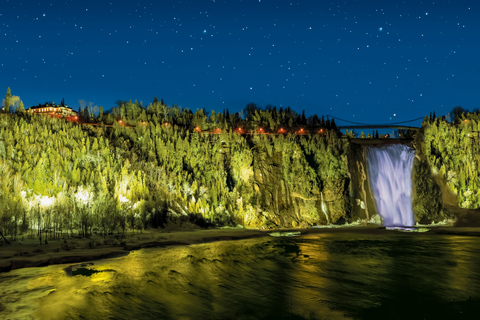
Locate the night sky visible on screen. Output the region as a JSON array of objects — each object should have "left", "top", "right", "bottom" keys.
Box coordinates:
[{"left": 1, "top": 0, "right": 479, "bottom": 125}]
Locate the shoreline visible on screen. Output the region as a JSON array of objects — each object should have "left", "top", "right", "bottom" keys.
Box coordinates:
[
  {"left": 0, "top": 227, "right": 270, "bottom": 273},
  {"left": 1, "top": 225, "right": 480, "bottom": 273}
]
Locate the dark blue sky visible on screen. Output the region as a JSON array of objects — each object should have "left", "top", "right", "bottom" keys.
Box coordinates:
[{"left": 1, "top": 0, "right": 479, "bottom": 125}]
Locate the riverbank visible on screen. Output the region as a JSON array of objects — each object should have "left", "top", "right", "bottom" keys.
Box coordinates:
[
  {"left": 0, "top": 223, "right": 269, "bottom": 273},
  {"left": 1, "top": 223, "right": 480, "bottom": 273}
]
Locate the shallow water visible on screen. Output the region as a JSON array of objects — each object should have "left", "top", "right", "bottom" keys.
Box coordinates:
[{"left": 1, "top": 231, "right": 480, "bottom": 319}]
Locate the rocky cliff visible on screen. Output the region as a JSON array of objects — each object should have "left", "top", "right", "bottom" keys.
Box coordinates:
[
  {"left": 240, "top": 133, "right": 352, "bottom": 228},
  {"left": 244, "top": 133, "right": 457, "bottom": 228}
]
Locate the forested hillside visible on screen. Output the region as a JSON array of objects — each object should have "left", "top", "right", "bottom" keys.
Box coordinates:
[
  {"left": 0, "top": 97, "right": 348, "bottom": 242},
  {"left": 4, "top": 90, "right": 476, "bottom": 243}
]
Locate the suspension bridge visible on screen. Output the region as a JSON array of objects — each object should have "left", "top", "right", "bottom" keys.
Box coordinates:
[{"left": 329, "top": 115, "right": 423, "bottom": 131}]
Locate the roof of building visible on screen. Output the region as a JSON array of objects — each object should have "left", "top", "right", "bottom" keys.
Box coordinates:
[{"left": 28, "top": 101, "right": 73, "bottom": 110}]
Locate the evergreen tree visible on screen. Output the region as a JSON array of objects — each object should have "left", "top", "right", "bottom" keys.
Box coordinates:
[
  {"left": 4, "top": 87, "right": 12, "bottom": 113},
  {"left": 17, "top": 101, "right": 25, "bottom": 113},
  {"left": 330, "top": 118, "right": 337, "bottom": 130}
]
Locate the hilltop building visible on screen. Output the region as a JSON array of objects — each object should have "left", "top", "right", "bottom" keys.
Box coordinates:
[{"left": 28, "top": 98, "right": 77, "bottom": 118}]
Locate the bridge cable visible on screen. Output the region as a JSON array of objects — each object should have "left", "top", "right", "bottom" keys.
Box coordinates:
[{"left": 327, "top": 115, "right": 425, "bottom": 126}]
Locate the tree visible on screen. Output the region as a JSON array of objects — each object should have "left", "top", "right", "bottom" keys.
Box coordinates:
[
  {"left": 209, "top": 110, "right": 217, "bottom": 125},
  {"left": 330, "top": 118, "right": 337, "bottom": 130},
  {"left": 244, "top": 102, "right": 258, "bottom": 120},
  {"left": 451, "top": 106, "right": 467, "bottom": 123},
  {"left": 17, "top": 101, "right": 25, "bottom": 113},
  {"left": 4, "top": 87, "right": 12, "bottom": 113}
]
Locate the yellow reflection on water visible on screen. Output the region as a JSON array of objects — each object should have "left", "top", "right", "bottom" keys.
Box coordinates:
[
  {"left": 443, "top": 236, "right": 478, "bottom": 298},
  {"left": 1, "top": 233, "right": 479, "bottom": 320}
]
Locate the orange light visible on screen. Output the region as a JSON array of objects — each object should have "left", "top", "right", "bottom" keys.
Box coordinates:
[
  {"left": 142, "top": 121, "right": 146, "bottom": 125},
  {"left": 164, "top": 122, "right": 168, "bottom": 126},
  {"left": 464, "top": 120, "right": 468, "bottom": 122}
]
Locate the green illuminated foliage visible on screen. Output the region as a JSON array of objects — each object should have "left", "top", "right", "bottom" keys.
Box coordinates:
[
  {"left": 0, "top": 94, "right": 353, "bottom": 241},
  {"left": 422, "top": 113, "right": 480, "bottom": 208}
]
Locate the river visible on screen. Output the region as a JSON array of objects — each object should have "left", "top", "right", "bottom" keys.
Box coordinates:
[{"left": 1, "top": 230, "right": 480, "bottom": 319}]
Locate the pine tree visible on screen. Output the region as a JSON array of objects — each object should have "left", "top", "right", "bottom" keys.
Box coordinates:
[
  {"left": 17, "top": 100, "right": 25, "bottom": 113},
  {"left": 4, "top": 87, "right": 12, "bottom": 113},
  {"left": 330, "top": 118, "right": 337, "bottom": 130}
]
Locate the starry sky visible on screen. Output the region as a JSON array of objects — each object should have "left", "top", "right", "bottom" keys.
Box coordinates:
[{"left": 1, "top": 0, "right": 479, "bottom": 125}]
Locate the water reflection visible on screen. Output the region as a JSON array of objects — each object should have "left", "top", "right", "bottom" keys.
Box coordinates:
[{"left": 1, "top": 232, "right": 480, "bottom": 319}]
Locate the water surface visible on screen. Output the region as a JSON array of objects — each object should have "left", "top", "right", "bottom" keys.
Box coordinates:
[{"left": 1, "top": 231, "right": 480, "bottom": 319}]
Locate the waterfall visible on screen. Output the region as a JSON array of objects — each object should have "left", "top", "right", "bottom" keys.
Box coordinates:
[
  {"left": 366, "top": 144, "right": 415, "bottom": 227},
  {"left": 320, "top": 192, "right": 330, "bottom": 224}
]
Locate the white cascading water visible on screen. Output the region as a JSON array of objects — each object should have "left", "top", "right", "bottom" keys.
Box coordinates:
[{"left": 366, "top": 144, "right": 415, "bottom": 227}]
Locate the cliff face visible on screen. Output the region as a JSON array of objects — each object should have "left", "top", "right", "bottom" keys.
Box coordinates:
[
  {"left": 412, "top": 128, "right": 462, "bottom": 224},
  {"left": 242, "top": 134, "right": 351, "bottom": 228},
  {"left": 345, "top": 143, "right": 378, "bottom": 222},
  {"left": 251, "top": 155, "right": 352, "bottom": 228}
]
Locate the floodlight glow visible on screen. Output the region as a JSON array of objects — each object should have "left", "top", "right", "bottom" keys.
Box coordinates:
[
  {"left": 38, "top": 196, "right": 54, "bottom": 207},
  {"left": 75, "top": 187, "right": 93, "bottom": 204}
]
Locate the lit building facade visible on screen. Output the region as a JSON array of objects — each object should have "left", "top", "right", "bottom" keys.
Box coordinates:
[{"left": 28, "top": 100, "right": 77, "bottom": 118}]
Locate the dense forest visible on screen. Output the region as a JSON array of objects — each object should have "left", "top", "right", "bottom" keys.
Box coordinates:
[{"left": 0, "top": 89, "right": 348, "bottom": 243}]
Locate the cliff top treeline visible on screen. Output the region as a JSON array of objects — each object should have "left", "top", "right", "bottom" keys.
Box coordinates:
[{"left": 87, "top": 98, "right": 341, "bottom": 134}]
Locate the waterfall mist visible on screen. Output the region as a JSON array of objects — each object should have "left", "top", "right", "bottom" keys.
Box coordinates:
[{"left": 366, "top": 144, "right": 415, "bottom": 227}]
